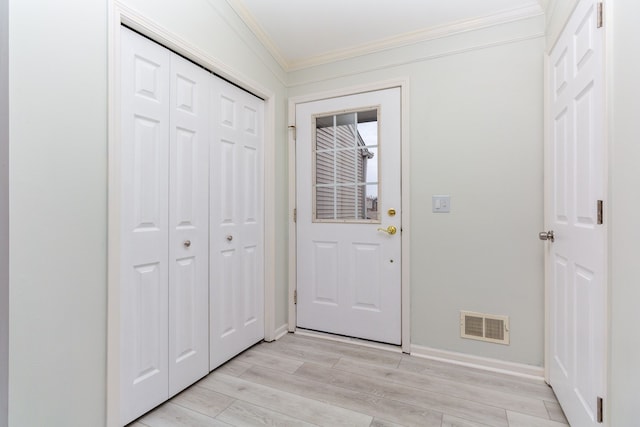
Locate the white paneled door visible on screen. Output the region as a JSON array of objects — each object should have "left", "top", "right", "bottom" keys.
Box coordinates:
[
  {"left": 120, "top": 28, "right": 171, "bottom": 424},
  {"left": 209, "top": 78, "right": 265, "bottom": 369},
  {"left": 546, "top": 1, "right": 606, "bottom": 426},
  {"left": 296, "top": 88, "right": 402, "bottom": 345},
  {"left": 167, "top": 53, "right": 211, "bottom": 397},
  {"left": 120, "top": 27, "right": 266, "bottom": 425}
]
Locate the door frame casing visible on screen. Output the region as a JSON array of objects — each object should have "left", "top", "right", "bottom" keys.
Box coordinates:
[
  {"left": 106, "top": 2, "right": 277, "bottom": 425},
  {"left": 288, "top": 80, "right": 411, "bottom": 353}
]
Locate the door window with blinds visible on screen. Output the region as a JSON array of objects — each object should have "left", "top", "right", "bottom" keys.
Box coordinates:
[{"left": 312, "top": 108, "right": 380, "bottom": 222}]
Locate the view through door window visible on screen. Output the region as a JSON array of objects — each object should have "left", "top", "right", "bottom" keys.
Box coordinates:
[{"left": 313, "top": 108, "right": 379, "bottom": 222}]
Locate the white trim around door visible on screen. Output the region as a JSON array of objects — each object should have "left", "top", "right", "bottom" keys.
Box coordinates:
[
  {"left": 106, "top": 2, "right": 277, "bottom": 425},
  {"left": 288, "top": 79, "right": 411, "bottom": 354}
]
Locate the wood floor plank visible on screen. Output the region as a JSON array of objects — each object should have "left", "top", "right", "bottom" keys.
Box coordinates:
[
  {"left": 139, "top": 402, "right": 231, "bottom": 427},
  {"left": 293, "top": 361, "right": 508, "bottom": 427},
  {"left": 234, "top": 347, "right": 304, "bottom": 374},
  {"left": 198, "top": 372, "right": 373, "bottom": 426},
  {"left": 543, "top": 400, "right": 569, "bottom": 424},
  {"left": 334, "top": 358, "right": 549, "bottom": 419},
  {"left": 507, "top": 411, "right": 570, "bottom": 426},
  {"left": 241, "top": 364, "right": 443, "bottom": 427},
  {"left": 216, "top": 400, "right": 317, "bottom": 427},
  {"left": 251, "top": 338, "right": 341, "bottom": 367},
  {"left": 369, "top": 418, "right": 405, "bottom": 427},
  {"left": 441, "top": 414, "right": 494, "bottom": 427},
  {"left": 213, "top": 358, "right": 252, "bottom": 377},
  {"left": 280, "top": 333, "right": 402, "bottom": 369},
  {"left": 170, "top": 385, "right": 235, "bottom": 418},
  {"left": 399, "top": 356, "right": 556, "bottom": 401}
]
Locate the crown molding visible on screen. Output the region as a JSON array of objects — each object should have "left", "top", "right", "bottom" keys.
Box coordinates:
[
  {"left": 225, "top": 0, "right": 290, "bottom": 71},
  {"left": 287, "top": 32, "right": 544, "bottom": 88},
  {"left": 228, "top": 2, "right": 543, "bottom": 72},
  {"left": 288, "top": 4, "right": 544, "bottom": 71}
]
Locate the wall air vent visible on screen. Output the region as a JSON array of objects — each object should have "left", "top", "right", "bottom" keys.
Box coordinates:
[{"left": 460, "top": 311, "right": 510, "bottom": 345}]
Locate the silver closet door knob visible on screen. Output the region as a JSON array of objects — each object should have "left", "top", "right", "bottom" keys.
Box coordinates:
[
  {"left": 226, "top": 235, "right": 233, "bottom": 241},
  {"left": 538, "top": 231, "right": 554, "bottom": 242},
  {"left": 184, "top": 240, "right": 191, "bottom": 248}
]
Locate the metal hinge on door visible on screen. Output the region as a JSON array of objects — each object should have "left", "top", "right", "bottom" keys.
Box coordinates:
[
  {"left": 597, "top": 396, "right": 604, "bottom": 423},
  {"left": 597, "top": 2, "right": 604, "bottom": 28},
  {"left": 288, "top": 125, "right": 296, "bottom": 140},
  {"left": 597, "top": 200, "right": 603, "bottom": 224},
  {"left": 293, "top": 290, "right": 297, "bottom": 305},
  {"left": 293, "top": 208, "right": 297, "bottom": 223}
]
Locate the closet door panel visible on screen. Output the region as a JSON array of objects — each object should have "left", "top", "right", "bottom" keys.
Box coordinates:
[
  {"left": 168, "top": 53, "right": 211, "bottom": 396},
  {"left": 120, "top": 27, "right": 171, "bottom": 426},
  {"left": 210, "top": 78, "right": 264, "bottom": 370}
]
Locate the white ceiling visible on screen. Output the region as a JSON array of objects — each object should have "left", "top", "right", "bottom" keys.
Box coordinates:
[{"left": 227, "top": 0, "right": 545, "bottom": 71}]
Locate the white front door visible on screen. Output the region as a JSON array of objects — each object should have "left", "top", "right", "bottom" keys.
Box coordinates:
[
  {"left": 209, "top": 76, "right": 265, "bottom": 369},
  {"left": 546, "top": 1, "right": 606, "bottom": 425},
  {"left": 296, "top": 88, "right": 401, "bottom": 345}
]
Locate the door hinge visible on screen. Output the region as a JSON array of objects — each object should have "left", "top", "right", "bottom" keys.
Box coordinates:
[
  {"left": 597, "top": 2, "right": 604, "bottom": 28},
  {"left": 293, "top": 208, "right": 297, "bottom": 223},
  {"left": 289, "top": 125, "right": 296, "bottom": 140},
  {"left": 293, "top": 290, "right": 297, "bottom": 305},
  {"left": 597, "top": 396, "right": 604, "bottom": 423},
  {"left": 597, "top": 200, "right": 603, "bottom": 224}
]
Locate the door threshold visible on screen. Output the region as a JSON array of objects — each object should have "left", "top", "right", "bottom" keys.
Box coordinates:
[{"left": 293, "top": 328, "right": 404, "bottom": 354}]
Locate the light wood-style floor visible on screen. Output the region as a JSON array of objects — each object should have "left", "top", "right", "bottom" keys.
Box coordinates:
[{"left": 129, "top": 333, "right": 569, "bottom": 427}]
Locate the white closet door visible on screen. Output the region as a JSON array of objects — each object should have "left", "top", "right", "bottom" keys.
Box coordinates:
[
  {"left": 209, "top": 77, "right": 264, "bottom": 369},
  {"left": 120, "top": 28, "right": 170, "bottom": 425},
  {"left": 168, "top": 53, "right": 210, "bottom": 396}
]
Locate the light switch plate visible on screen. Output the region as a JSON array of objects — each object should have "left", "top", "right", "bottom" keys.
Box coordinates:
[{"left": 432, "top": 195, "right": 450, "bottom": 213}]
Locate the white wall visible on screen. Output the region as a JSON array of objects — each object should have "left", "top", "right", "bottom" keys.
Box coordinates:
[
  {"left": 0, "top": 0, "right": 8, "bottom": 424},
  {"left": 7, "top": 0, "right": 288, "bottom": 426},
  {"left": 289, "top": 16, "right": 546, "bottom": 366},
  {"left": 608, "top": 1, "right": 640, "bottom": 425},
  {"left": 8, "top": 1, "right": 108, "bottom": 425}
]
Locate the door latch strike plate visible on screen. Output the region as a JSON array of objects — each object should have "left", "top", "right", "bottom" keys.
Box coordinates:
[{"left": 293, "top": 290, "right": 297, "bottom": 305}]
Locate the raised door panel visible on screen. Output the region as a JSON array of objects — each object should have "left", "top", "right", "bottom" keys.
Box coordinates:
[
  {"left": 168, "top": 53, "right": 210, "bottom": 396},
  {"left": 312, "top": 241, "right": 339, "bottom": 305},
  {"left": 210, "top": 78, "right": 264, "bottom": 370},
  {"left": 120, "top": 27, "right": 170, "bottom": 425},
  {"left": 351, "top": 243, "right": 383, "bottom": 312}
]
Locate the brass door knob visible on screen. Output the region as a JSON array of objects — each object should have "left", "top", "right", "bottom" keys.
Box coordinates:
[{"left": 377, "top": 225, "right": 397, "bottom": 235}]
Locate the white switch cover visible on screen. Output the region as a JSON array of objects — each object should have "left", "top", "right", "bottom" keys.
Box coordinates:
[{"left": 432, "top": 195, "right": 450, "bottom": 213}]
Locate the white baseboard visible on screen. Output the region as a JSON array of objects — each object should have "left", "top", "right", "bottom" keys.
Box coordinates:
[
  {"left": 274, "top": 323, "right": 289, "bottom": 340},
  {"left": 410, "top": 344, "right": 545, "bottom": 381}
]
